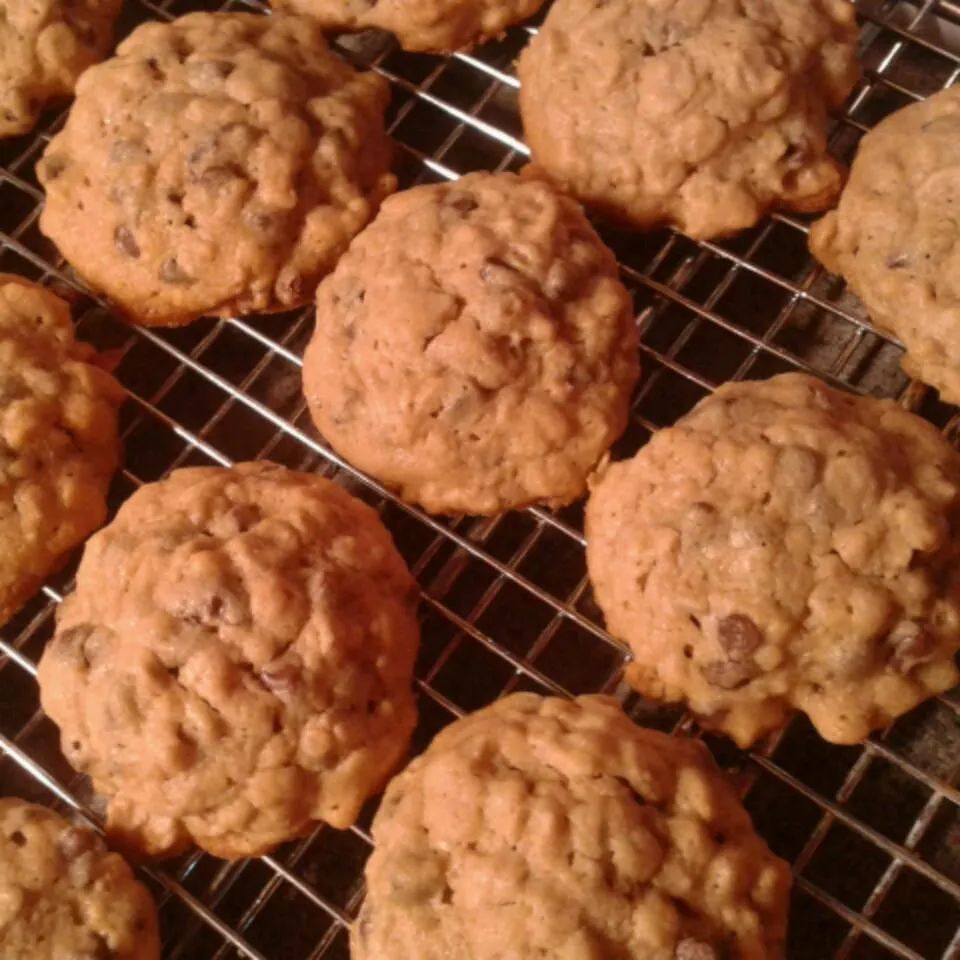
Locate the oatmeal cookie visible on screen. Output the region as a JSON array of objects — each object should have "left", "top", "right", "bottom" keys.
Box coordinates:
[
  {"left": 303, "top": 172, "right": 638, "bottom": 516},
  {"left": 0, "top": 798, "right": 160, "bottom": 960},
  {"left": 0, "top": 0, "right": 120, "bottom": 138},
  {"left": 37, "top": 12, "right": 395, "bottom": 327},
  {"left": 273, "top": 0, "right": 544, "bottom": 53},
  {"left": 0, "top": 274, "right": 123, "bottom": 627},
  {"left": 354, "top": 693, "right": 791, "bottom": 960},
  {"left": 37, "top": 461, "right": 420, "bottom": 859},
  {"left": 517, "top": 0, "right": 860, "bottom": 239},
  {"left": 810, "top": 86, "right": 960, "bottom": 404},
  {"left": 586, "top": 373, "right": 960, "bottom": 747}
]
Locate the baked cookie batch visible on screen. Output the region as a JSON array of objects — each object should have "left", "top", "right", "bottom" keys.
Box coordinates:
[{"left": 1, "top": 0, "right": 958, "bottom": 957}]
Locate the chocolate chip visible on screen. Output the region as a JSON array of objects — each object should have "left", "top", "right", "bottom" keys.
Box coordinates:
[
  {"left": 888, "top": 621, "right": 935, "bottom": 672},
  {"left": 114, "top": 225, "right": 140, "bottom": 259},
  {"left": 8, "top": 829, "right": 26, "bottom": 847},
  {"left": 675, "top": 939, "right": 718, "bottom": 960},
  {"left": 59, "top": 825, "right": 99, "bottom": 860},
  {"left": 159, "top": 258, "right": 195, "bottom": 286},
  {"left": 717, "top": 614, "right": 763, "bottom": 662},
  {"left": 700, "top": 659, "right": 759, "bottom": 690},
  {"left": 446, "top": 193, "right": 478, "bottom": 215},
  {"left": 40, "top": 156, "right": 67, "bottom": 181},
  {"left": 260, "top": 661, "right": 302, "bottom": 695}
]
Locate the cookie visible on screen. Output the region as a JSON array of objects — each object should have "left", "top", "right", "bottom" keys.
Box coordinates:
[
  {"left": 0, "top": 798, "right": 160, "bottom": 960},
  {"left": 0, "top": 0, "right": 120, "bottom": 138},
  {"left": 37, "top": 461, "right": 421, "bottom": 859},
  {"left": 272, "top": 0, "right": 543, "bottom": 53},
  {"left": 354, "top": 693, "right": 791, "bottom": 960},
  {"left": 37, "top": 12, "right": 395, "bottom": 327},
  {"left": 517, "top": 0, "right": 860, "bottom": 239},
  {"left": 810, "top": 86, "right": 960, "bottom": 404},
  {"left": 586, "top": 373, "right": 960, "bottom": 747},
  {"left": 0, "top": 274, "right": 123, "bottom": 627},
  {"left": 302, "top": 172, "right": 639, "bottom": 516}
]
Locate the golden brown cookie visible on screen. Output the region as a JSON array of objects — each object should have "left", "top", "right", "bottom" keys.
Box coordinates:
[
  {"left": 0, "top": 273, "right": 123, "bottom": 627},
  {"left": 0, "top": 798, "right": 160, "bottom": 960},
  {"left": 810, "top": 86, "right": 960, "bottom": 403},
  {"left": 303, "top": 172, "right": 639, "bottom": 516},
  {"left": 586, "top": 374, "right": 960, "bottom": 747},
  {"left": 0, "top": 0, "right": 120, "bottom": 138},
  {"left": 37, "top": 12, "right": 395, "bottom": 327},
  {"left": 38, "top": 462, "right": 421, "bottom": 859},
  {"left": 354, "top": 694, "right": 791, "bottom": 960},
  {"left": 272, "top": 0, "right": 543, "bottom": 53},
  {"left": 517, "top": 0, "right": 860, "bottom": 239}
]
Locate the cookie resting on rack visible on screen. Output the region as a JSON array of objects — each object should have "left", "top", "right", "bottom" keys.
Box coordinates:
[
  {"left": 37, "top": 462, "right": 421, "bottom": 859},
  {"left": 810, "top": 85, "right": 960, "bottom": 404},
  {"left": 517, "top": 0, "right": 860, "bottom": 239},
  {"left": 302, "top": 172, "right": 639, "bottom": 516},
  {"left": 37, "top": 12, "right": 395, "bottom": 327},
  {"left": 0, "top": 0, "right": 121, "bottom": 137},
  {"left": 353, "top": 693, "right": 791, "bottom": 960},
  {"left": 0, "top": 798, "right": 160, "bottom": 960},
  {"left": 0, "top": 273, "right": 123, "bottom": 627},
  {"left": 271, "top": 0, "right": 543, "bottom": 52},
  {"left": 586, "top": 373, "right": 960, "bottom": 747}
]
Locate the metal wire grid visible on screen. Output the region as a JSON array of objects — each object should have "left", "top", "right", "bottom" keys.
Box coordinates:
[{"left": 0, "top": 0, "right": 958, "bottom": 957}]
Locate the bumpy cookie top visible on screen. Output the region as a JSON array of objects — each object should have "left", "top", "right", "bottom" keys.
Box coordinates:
[
  {"left": 303, "top": 172, "right": 639, "bottom": 515},
  {"left": 273, "top": 0, "right": 543, "bottom": 52},
  {"left": 517, "top": 0, "right": 860, "bottom": 239},
  {"left": 587, "top": 374, "right": 960, "bottom": 746},
  {"left": 37, "top": 12, "right": 395, "bottom": 327},
  {"left": 354, "top": 694, "right": 791, "bottom": 960},
  {"left": 810, "top": 87, "right": 960, "bottom": 403},
  {"left": 0, "top": 274, "right": 123, "bottom": 626},
  {"left": 0, "top": 0, "right": 120, "bottom": 137},
  {"left": 0, "top": 798, "right": 160, "bottom": 960},
  {"left": 38, "top": 462, "right": 420, "bottom": 859}
]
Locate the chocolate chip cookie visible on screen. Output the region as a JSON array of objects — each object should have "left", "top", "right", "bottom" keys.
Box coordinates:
[
  {"left": 0, "top": 274, "right": 123, "bottom": 627},
  {"left": 354, "top": 693, "right": 791, "bottom": 960},
  {"left": 302, "top": 172, "right": 639, "bottom": 516},
  {"left": 0, "top": 798, "right": 160, "bottom": 960},
  {"left": 273, "top": 0, "right": 543, "bottom": 52},
  {"left": 37, "top": 12, "right": 395, "bottom": 327},
  {"left": 0, "top": 0, "right": 120, "bottom": 138},
  {"left": 586, "top": 373, "right": 960, "bottom": 747},
  {"left": 810, "top": 86, "right": 960, "bottom": 403},
  {"left": 37, "top": 461, "right": 420, "bottom": 859},
  {"left": 517, "top": 0, "right": 860, "bottom": 239}
]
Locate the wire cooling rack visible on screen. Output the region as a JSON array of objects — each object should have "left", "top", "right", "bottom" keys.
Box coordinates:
[{"left": 1, "top": 0, "right": 959, "bottom": 957}]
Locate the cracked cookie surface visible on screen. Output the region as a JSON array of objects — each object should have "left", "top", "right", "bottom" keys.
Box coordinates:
[
  {"left": 517, "top": 0, "right": 860, "bottom": 239},
  {"left": 354, "top": 693, "right": 791, "bottom": 960},
  {"left": 0, "top": 0, "right": 120, "bottom": 137},
  {"left": 586, "top": 373, "right": 960, "bottom": 746},
  {"left": 303, "top": 172, "right": 639, "bottom": 516},
  {"left": 37, "top": 12, "right": 395, "bottom": 327},
  {"left": 272, "top": 0, "right": 543, "bottom": 53},
  {"left": 37, "top": 461, "right": 420, "bottom": 859},
  {"left": 0, "top": 273, "right": 123, "bottom": 627},
  {"left": 0, "top": 798, "right": 160, "bottom": 960},
  {"left": 810, "top": 86, "right": 960, "bottom": 404}
]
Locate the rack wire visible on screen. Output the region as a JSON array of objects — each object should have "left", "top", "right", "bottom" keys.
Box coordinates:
[{"left": 1, "top": 0, "right": 958, "bottom": 957}]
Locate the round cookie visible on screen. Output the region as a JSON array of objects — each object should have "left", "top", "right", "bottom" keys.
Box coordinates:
[
  {"left": 272, "top": 0, "right": 544, "bottom": 53},
  {"left": 0, "top": 0, "right": 120, "bottom": 138},
  {"left": 517, "top": 0, "right": 861, "bottom": 239},
  {"left": 586, "top": 373, "right": 960, "bottom": 747},
  {"left": 302, "top": 172, "right": 639, "bottom": 516},
  {"left": 37, "top": 461, "right": 421, "bottom": 859},
  {"left": 354, "top": 693, "right": 791, "bottom": 960},
  {"left": 37, "top": 12, "right": 395, "bottom": 327},
  {"left": 810, "top": 86, "right": 960, "bottom": 404},
  {"left": 0, "top": 798, "right": 160, "bottom": 960},
  {"left": 0, "top": 274, "right": 123, "bottom": 627}
]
